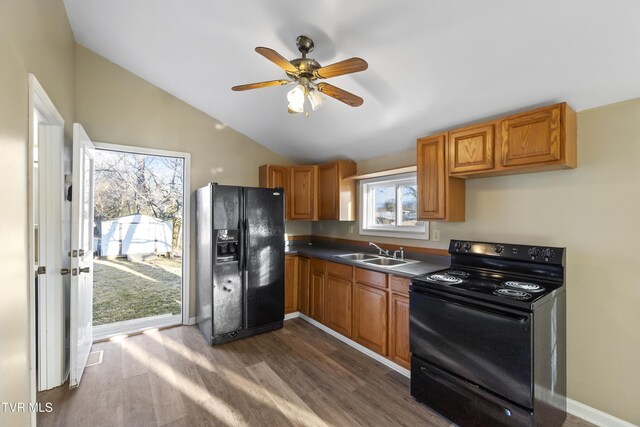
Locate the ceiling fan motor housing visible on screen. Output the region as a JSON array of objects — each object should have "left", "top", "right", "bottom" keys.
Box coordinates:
[{"left": 287, "top": 58, "right": 321, "bottom": 80}]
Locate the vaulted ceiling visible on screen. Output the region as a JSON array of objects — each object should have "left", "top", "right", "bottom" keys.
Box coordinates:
[{"left": 63, "top": 0, "right": 640, "bottom": 163}]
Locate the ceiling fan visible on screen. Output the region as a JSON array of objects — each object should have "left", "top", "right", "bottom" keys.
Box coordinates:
[{"left": 232, "top": 35, "right": 368, "bottom": 115}]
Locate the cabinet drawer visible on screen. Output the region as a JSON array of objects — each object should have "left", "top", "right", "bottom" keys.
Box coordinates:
[
  {"left": 326, "top": 261, "right": 353, "bottom": 280},
  {"left": 311, "top": 258, "right": 326, "bottom": 273},
  {"left": 355, "top": 267, "right": 387, "bottom": 289},
  {"left": 390, "top": 275, "right": 410, "bottom": 294}
]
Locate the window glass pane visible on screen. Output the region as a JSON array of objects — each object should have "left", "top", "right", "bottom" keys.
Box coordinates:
[
  {"left": 373, "top": 185, "right": 396, "bottom": 226},
  {"left": 399, "top": 184, "right": 418, "bottom": 226}
]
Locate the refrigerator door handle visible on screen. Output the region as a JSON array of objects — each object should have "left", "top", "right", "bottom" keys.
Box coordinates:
[{"left": 243, "top": 218, "right": 249, "bottom": 272}]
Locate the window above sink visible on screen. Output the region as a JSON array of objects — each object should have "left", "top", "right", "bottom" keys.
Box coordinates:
[{"left": 359, "top": 172, "right": 429, "bottom": 240}]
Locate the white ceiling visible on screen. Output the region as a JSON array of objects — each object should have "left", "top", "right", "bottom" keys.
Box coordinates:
[{"left": 63, "top": 0, "right": 640, "bottom": 163}]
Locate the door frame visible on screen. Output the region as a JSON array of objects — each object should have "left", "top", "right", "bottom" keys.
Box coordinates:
[
  {"left": 92, "top": 142, "right": 192, "bottom": 326},
  {"left": 28, "top": 74, "right": 65, "bottom": 425}
]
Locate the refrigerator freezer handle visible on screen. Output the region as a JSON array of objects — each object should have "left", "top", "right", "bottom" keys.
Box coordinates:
[{"left": 238, "top": 220, "right": 245, "bottom": 276}]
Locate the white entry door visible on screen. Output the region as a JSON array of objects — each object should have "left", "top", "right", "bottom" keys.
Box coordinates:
[{"left": 70, "top": 123, "right": 95, "bottom": 387}]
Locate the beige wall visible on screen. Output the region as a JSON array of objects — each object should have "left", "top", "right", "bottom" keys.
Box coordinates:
[
  {"left": 0, "top": 0, "right": 76, "bottom": 425},
  {"left": 315, "top": 98, "right": 640, "bottom": 424},
  {"left": 75, "top": 45, "right": 295, "bottom": 317}
]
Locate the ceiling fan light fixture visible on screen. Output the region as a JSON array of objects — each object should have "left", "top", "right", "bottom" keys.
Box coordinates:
[
  {"left": 287, "top": 84, "right": 305, "bottom": 113},
  {"left": 307, "top": 88, "right": 324, "bottom": 111}
]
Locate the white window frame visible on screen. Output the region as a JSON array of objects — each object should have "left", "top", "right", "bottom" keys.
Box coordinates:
[{"left": 359, "top": 172, "right": 429, "bottom": 240}]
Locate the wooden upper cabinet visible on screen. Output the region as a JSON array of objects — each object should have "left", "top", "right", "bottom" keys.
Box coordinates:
[
  {"left": 259, "top": 164, "right": 290, "bottom": 219},
  {"left": 442, "top": 102, "right": 576, "bottom": 178},
  {"left": 449, "top": 124, "right": 494, "bottom": 174},
  {"left": 290, "top": 165, "right": 318, "bottom": 220},
  {"left": 284, "top": 255, "right": 298, "bottom": 314},
  {"left": 417, "top": 133, "right": 466, "bottom": 222},
  {"left": 318, "top": 160, "right": 357, "bottom": 221},
  {"left": 500, "top": 104, "right": 568, "bottom": 167},
  {"left": 298, "top": 257, "right": 310, "bottom": 316}
]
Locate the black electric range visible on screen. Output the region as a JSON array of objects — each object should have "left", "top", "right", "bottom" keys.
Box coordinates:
[{"left": 410, "top": 240, "right": 567, "bottom": 427}]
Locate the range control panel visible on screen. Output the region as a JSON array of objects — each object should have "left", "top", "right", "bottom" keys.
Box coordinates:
[{"left": 449, "top": 240, "right": 565, "bottom": 264}]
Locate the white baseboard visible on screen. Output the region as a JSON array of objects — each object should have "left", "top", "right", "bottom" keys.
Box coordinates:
[
  {"left": 291, "top": 313, "right": 635, "bottom": 426},
  {"left": 284, "top": 312, "right": 301, "bottom": 320},
  {"left": 567, "top": 398, "right": 637, "bottom": 427},
  {"left": 297, "top": 313, "right": 410, "bottom": 378}
]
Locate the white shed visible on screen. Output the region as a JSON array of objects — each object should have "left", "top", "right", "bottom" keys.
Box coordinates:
[{"left": 99, "top": 214, "right": 172, "bottom": 257}]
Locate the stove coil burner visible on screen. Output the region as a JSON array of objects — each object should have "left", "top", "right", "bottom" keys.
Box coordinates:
[
  {"left": 425, "top": 274, "right": 463, "bottom": 285},
  {"left": 504, "top": 281, "right": 544, "bottom": 292},
  {"left": 494, "top": 288, "right": 532, "bottom": 299},
  {"left": 445, "top": 270, "right": 470, "bottom": 278}
]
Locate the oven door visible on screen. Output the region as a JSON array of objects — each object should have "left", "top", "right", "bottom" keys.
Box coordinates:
[{"left": 410, "top": 286, "right": 532, "bottom": 408}]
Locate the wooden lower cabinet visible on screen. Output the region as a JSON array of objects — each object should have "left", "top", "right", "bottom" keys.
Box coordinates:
[
  {"left": 389, "top": 293, "right": 410, "bottom": 369},
  {"left": 324, "top": 274, "right": 353, "bottom": 338},
  {"left": 353, "top": 282, "right": 388, "bottom": 355},
  {"left": 284, "top": 256, "right": 298, "bottom": 314},
  {"left": 297, "top": 257, "right": 310, "bottom": 316},
  {"left": 310, "top": 259, "right": 325, "bottom": 323}
]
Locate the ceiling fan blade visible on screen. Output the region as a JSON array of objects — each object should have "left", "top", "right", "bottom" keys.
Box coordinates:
[
  {"left": 255, "top": 47, "right": 299, "bottom": 73},
  {"left": 231, "top": 80, "right": 291, "bottom": 91},
  {"left": 316, "top": 83, "right": 364, "bottom": 107},
  {"left": 314, "top": 57, "right": 368, "bottom": 79}
]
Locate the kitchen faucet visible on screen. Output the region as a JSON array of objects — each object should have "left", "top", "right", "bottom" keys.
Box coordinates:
[
  {"left": 393, "top": 247, "right": 405, "bottom": 261},
  {"left": 369, "top": 242, "right": 390, "bottom": 257}
]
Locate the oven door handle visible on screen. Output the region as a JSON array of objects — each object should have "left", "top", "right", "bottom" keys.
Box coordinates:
[{"left": 411, "top": 288, "right": 529, "bottom": 323}]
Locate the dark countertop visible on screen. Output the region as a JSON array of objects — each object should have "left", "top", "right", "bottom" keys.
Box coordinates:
[{"left": 285, "top": 244, "right": 449, "bottom": 278}]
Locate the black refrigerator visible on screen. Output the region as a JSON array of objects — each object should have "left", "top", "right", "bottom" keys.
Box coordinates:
[{"left": 195, "top": 183, "right": 285, "bottom": 345}]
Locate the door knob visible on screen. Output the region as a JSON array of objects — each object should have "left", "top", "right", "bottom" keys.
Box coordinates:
[
  {"left": 60, "top": 268, "right": 70, "bottom": 275},
  {"left": 79, "top": 267, "right": 91, "bottom": 274}
]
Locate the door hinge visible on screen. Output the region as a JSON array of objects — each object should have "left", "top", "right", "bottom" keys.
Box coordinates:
[{"left": 37, "top": 266, "right": 46, "bottom": 275}]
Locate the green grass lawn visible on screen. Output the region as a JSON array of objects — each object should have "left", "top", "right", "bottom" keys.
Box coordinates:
[{"left": 93, "top": 256, "right": 182, "bottom": 326}]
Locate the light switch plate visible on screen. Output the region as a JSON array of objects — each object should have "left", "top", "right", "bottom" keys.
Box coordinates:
[{"left": 432, "top": 229, "right": 440, "bottom": 242}]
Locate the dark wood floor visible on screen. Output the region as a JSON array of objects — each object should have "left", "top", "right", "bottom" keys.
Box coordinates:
[{"left": 38, "top": 319, "right": 594, "bottom": 426}]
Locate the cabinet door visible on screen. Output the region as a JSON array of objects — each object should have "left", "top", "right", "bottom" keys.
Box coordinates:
[
  {"left": 449, "top": 124, "right": 494, "bottom": 174},
  {"left": 417, "top": 134, "right": 446, "bottom": 219},
  {"left": 389, "top": 293, "right": 410, "bottom": 369},
  {"left": 259, "top": 165, "right": 290, "bottom": 219},
  {"left": 318, "top": 160, "right": 357, "bottom": 221},
  {"left": 310, "top": 269, "right": 325, "bottom": 323},
  {"left": 318, "top": 162, "right": 338, "bottom": 220},
  {"left": 417, "top": 133, "right": 465, "bottom": 221},
  {"left": 500, "top": 105, "right": 561, "bottom": 167},
  {"left": 298, "top": 257, "right": 310, "bottom": 315},
  {"left": 290, "top": 165, "right": 317, "bottom": 220},
  {"left": 324, "top": 275, "right": 353, "bottom": 337},
  {"left": 353, "top": 282, "right": 388, "bottom": 355},
  {"left": 284, "top": 256, "right": 298, "bottom": 314}
]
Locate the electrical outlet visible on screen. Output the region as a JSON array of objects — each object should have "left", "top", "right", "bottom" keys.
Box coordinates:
[
  {"left": 348, "top": 225, "right": 354, "bottom": 234},
  {"left": 432, "top": 229, "right": 440, "bottom": 242}
]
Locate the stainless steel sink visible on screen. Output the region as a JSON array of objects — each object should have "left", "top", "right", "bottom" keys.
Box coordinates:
[
  {"left": 362, "top": 257, "right": 421, "bottom": 268},
  {"left": 337, "top": 253, "right": 379, "bottom": 261},
  {"left": 362, "top": 257, "right": 408, "bottom": 266}
]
